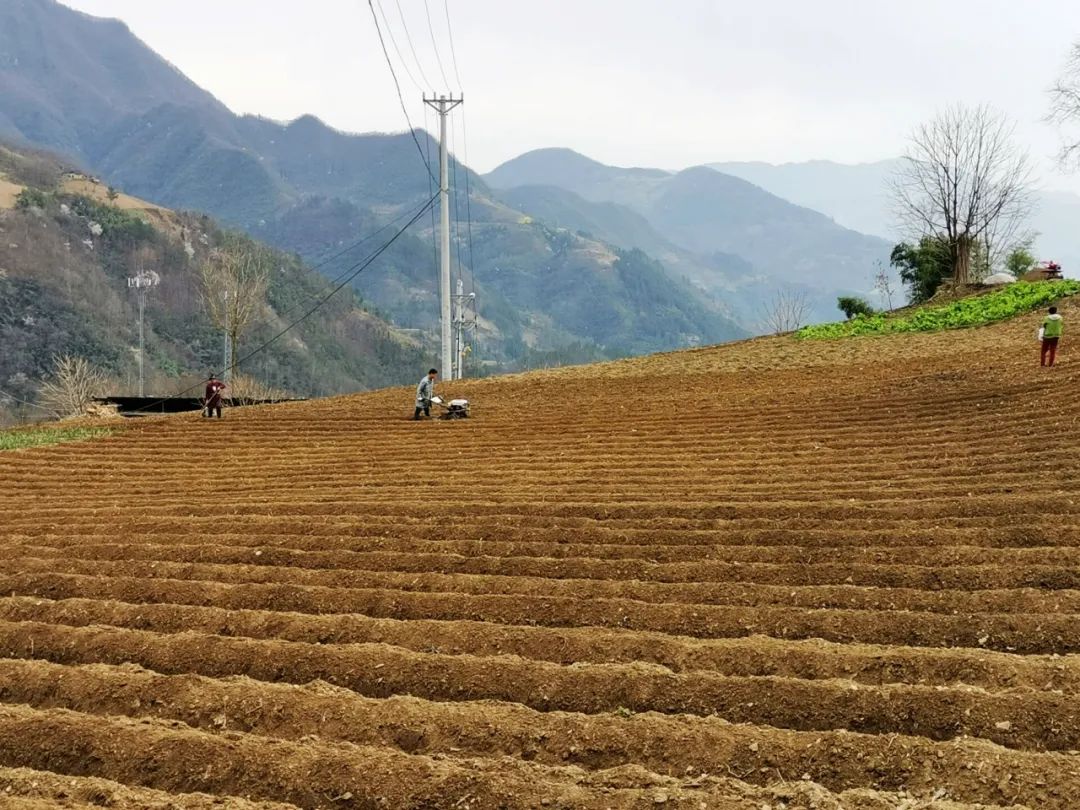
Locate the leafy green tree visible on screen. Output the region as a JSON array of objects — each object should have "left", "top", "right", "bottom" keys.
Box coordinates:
[
  {"left": 1005, "top": 243, "right": 1037, "bottom": 277},
  {"left": 890, "top": 238, "right": 951, "bottom": 304},
  {"left": 837, "top": 296, "right": 876, "bottom": 319}
]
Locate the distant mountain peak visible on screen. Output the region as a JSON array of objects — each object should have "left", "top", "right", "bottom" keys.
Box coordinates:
[{"left": 487, "top": 147, "right": 670, "bottom": 190}]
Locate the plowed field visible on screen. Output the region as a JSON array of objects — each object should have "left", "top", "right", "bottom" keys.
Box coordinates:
[{"left": 2, "top": 302, "right": 1079, "bottom": 809}]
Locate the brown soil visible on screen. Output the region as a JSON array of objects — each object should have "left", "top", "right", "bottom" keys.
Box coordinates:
[
  {"left": 3, "top": 301, "right": 1080, "bottom": 807},
  {"left": 0, "top": 176, "right": 22, "bottom": 209}
]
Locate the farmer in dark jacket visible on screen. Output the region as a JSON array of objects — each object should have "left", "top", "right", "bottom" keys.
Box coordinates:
[
  {"left": 413, "top": 368, "right": 437, "bottom": 420},
  {"left": 204, "top": 374, "right": 227, "bottom": 418}
]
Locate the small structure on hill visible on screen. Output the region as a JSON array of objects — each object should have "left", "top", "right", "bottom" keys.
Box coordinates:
[
  {"left": 1021, "top": 261, "right": 1064, "bottom": 282},
  {"left": 93, "top": 396, "right": 305, "bottom": 417}
]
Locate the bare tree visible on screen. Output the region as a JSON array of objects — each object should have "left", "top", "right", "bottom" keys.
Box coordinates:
[
  {"left": 199, "top": 235, "right": 272, "bottom": 374},
  {"left": 891, "top": 105, "right": 1035, "bottom": 285},
  {"left": 228, "top": 374, "right": 292, "bottom": 404},
  {"left": 1050, "top": 43, "right": 1080, "bottom": 169},
  {"left": 872, "top": 261, "right": 896, "bottom": 311},
  {"left": 761, "top": 289, "right": 810, "bottom": 335},
  {"left": 38, "top": 355, "right": 108, "bottom": 418}
]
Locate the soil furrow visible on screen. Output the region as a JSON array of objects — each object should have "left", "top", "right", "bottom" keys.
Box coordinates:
[
  {"left": 4, "top": 571, "right": 1079, "bottom": 653},
  {"left": 0, "top": 703, "right": 909, "bottom": 810},
  {"left": 0, "top": 766, "right": 300, "bottom": 809},
  {"left": 9, "top": 550, "right": 1080, "bottom": 596},
  {"left": 0, "top": 689, "right": 1067, "bottom": 807},
  {"left": 1, "top": 629, "right": 1078, "bottom": 751},
  {"left": 10, "top": 542, "right": 1080, "bottom": 615},
  {"left": 1, "top": 595, "right": 1077, "bottom": 690}
]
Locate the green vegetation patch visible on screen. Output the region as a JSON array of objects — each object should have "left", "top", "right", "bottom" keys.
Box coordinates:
[
  {"left": 0, "top": 426, "right": 112, "bottom": 452},
  {"left": 798, "top": 281, "right": 1080, "bottom": 340}
]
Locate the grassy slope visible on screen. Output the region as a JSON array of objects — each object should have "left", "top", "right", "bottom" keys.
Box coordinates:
[{"left": 0, "top": 426, "right": 111, "bottom": 451}]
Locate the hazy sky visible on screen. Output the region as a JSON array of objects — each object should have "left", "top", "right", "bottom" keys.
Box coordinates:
[{"left": 62, "top": 0, "right": 1080, "bottom": 190}]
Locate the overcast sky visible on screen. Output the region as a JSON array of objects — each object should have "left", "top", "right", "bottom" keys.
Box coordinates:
[{"left": 63, "top": 0, "right": 1080, "bottom": 190}]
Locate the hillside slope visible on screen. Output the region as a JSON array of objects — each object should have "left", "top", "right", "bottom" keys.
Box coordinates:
[
  {"left": 0, "top": 0, "right": 745, "bottom": 361},
  {"left": 486, "top": 148, "right": 892, "bottom": 293},
  {"left": 0, "top": 143, "right": 426, "bottom": 425},
  {"left": 0, "top": 0, "right": 227, "bottom": 157},
  {"left": 496, "top": 183, "right": 755, "bottom": 292},
  {"left": 0, "top": 295, "right": 1078, "bottom": 806}
]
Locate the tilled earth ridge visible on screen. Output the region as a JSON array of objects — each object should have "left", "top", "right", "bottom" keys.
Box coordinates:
[{"left": 1, "top": 303, "right": 1079, "bottom": 808}]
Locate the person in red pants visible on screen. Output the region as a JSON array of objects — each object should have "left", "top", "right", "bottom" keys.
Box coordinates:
[
  {"left": 204, "top": 374, "right": 227, "bottom": 417},
  {"left": 1040, "top": 306, "right": 1064, "bottom": 367}
]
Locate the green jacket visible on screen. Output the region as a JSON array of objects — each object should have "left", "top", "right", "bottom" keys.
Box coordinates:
[{"left": 1043, "top": 314, "right": 1064, "bottom": 339}]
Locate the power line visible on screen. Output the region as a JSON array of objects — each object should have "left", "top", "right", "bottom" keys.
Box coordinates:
[
  {"left": 0, "top": 387, "right": 52, "bottom": 414},
  {"left": 424, "top": 104, "right": 440, "bottom": 335},
  {"left": 394, "top": 0, "right": 435, "bottom": 91},
  {"left": 367, "top": 0, "right": 436, "bottom": 182},
  {"left": 449, "top": 115, "right": 466, "bottom": 290},
  {"left": 127, "top": 194, "right": 439, "bottom": 416},
  {"left": 442, "top": 0, "right": 464, "bottom": 90},
  {"left": 226, "top": 195, "right": 438, "bottom": 382},
  {"left": 460, "top": 102, "right": 478, "bottom": 298},
  {"left": 373, "top": 0, "right": 423, "bottom": 93},
  {"left": 423, "top": 0, "right": 451, "bottom": 90},
  {"left": 275, "top": 196, "right": 436, "bottom": 321}
]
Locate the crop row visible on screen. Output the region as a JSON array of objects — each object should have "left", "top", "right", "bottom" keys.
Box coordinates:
[
  {"left": 3, "top": 595, "right": 1072, "bottom": 690},
  {"left": 2, "top": 621, "right": 1078, "bottom": 751},
  {"left": 5, "top": 573, "right": 1080, "bottom": 657}
]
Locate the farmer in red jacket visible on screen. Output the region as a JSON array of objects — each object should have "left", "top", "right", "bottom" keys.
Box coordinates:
[{"left": 204, "top": 374, "right": 227, "bottom": 418}]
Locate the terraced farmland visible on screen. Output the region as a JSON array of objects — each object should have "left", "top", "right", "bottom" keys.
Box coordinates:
[{"left": 2, "top": 303, "right": 1080, "bottom": 809}]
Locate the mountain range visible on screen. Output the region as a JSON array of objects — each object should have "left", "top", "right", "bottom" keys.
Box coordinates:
[
  {"left": 487, "top": 148, "right": 890, "bottom": 291},
  {"left": 1, "top": 0, "right": 920, "bottom": 371},
  {"left": 713, "top": 159, "right": 1080, "bottom": 274}
]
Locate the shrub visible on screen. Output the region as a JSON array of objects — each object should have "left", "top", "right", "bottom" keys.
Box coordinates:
[
  {"left": 38, "top": 354, "right": 109, "bottom": 417},
  {"left": 228, "top": 374, "right": 292, "bottom": 403},
  {"left": 837, "top": 296, "right": 876, "bottom": 319},
  {"left": 14, "top": 188, "right": 50, "bottom": 210}
]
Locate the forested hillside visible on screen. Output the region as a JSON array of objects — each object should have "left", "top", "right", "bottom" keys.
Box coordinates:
[{"left": 0, "top": 144, "right": 427, "bottom": 425}]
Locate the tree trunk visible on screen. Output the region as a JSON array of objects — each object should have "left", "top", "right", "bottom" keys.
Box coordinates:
[{"left": 953, "top": 235, "right": 973, "bottom": 285}]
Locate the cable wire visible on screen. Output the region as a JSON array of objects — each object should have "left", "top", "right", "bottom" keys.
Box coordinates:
[
  {"left": 126, "top": 194, "right": 438, "bottom": 415},
  {"left": 460, "top": 102, "right": 478, "bottom": 298},
  {"left": 0, "top": 387, "right": 52, "bottom": 414},
  {"left": 367, "top": 0, "right": 436, "bottom": 182},
  {"left": 226, "top": 196, "right": 437, "bottom": 382},
  {"left": 423, "top": 0, "right": 451, "bottom": 90},
  {"left": 394, "top": 0, "right": 435, "bottom": 91},
  {"left": 449, "top": 117, "right": 466, "bottom": 292},
  {"left": 424, "top": 105, "right": 440, "bottom": 335},
  {"left": 275, "top": 195, "right": 436, "bottom": 322},
  {"left": 442, "top": 0, "right": 464, "bottom": 90},
  {"left": 373, "top": 0, "right": 423, "bottom": 93}
]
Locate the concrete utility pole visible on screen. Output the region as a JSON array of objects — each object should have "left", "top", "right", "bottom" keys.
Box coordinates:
[
  {"left": 223, "top": 288, "right": 232, "bottom": 386},
  {"left": 452, "top": 278, "right": 477, "bottom": 379},
  {"left": 127, "top": 271, "right": 159, "bottom": 397},
  {"left": 423, "top": 93, "right": 463, "bottom": 379}
]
